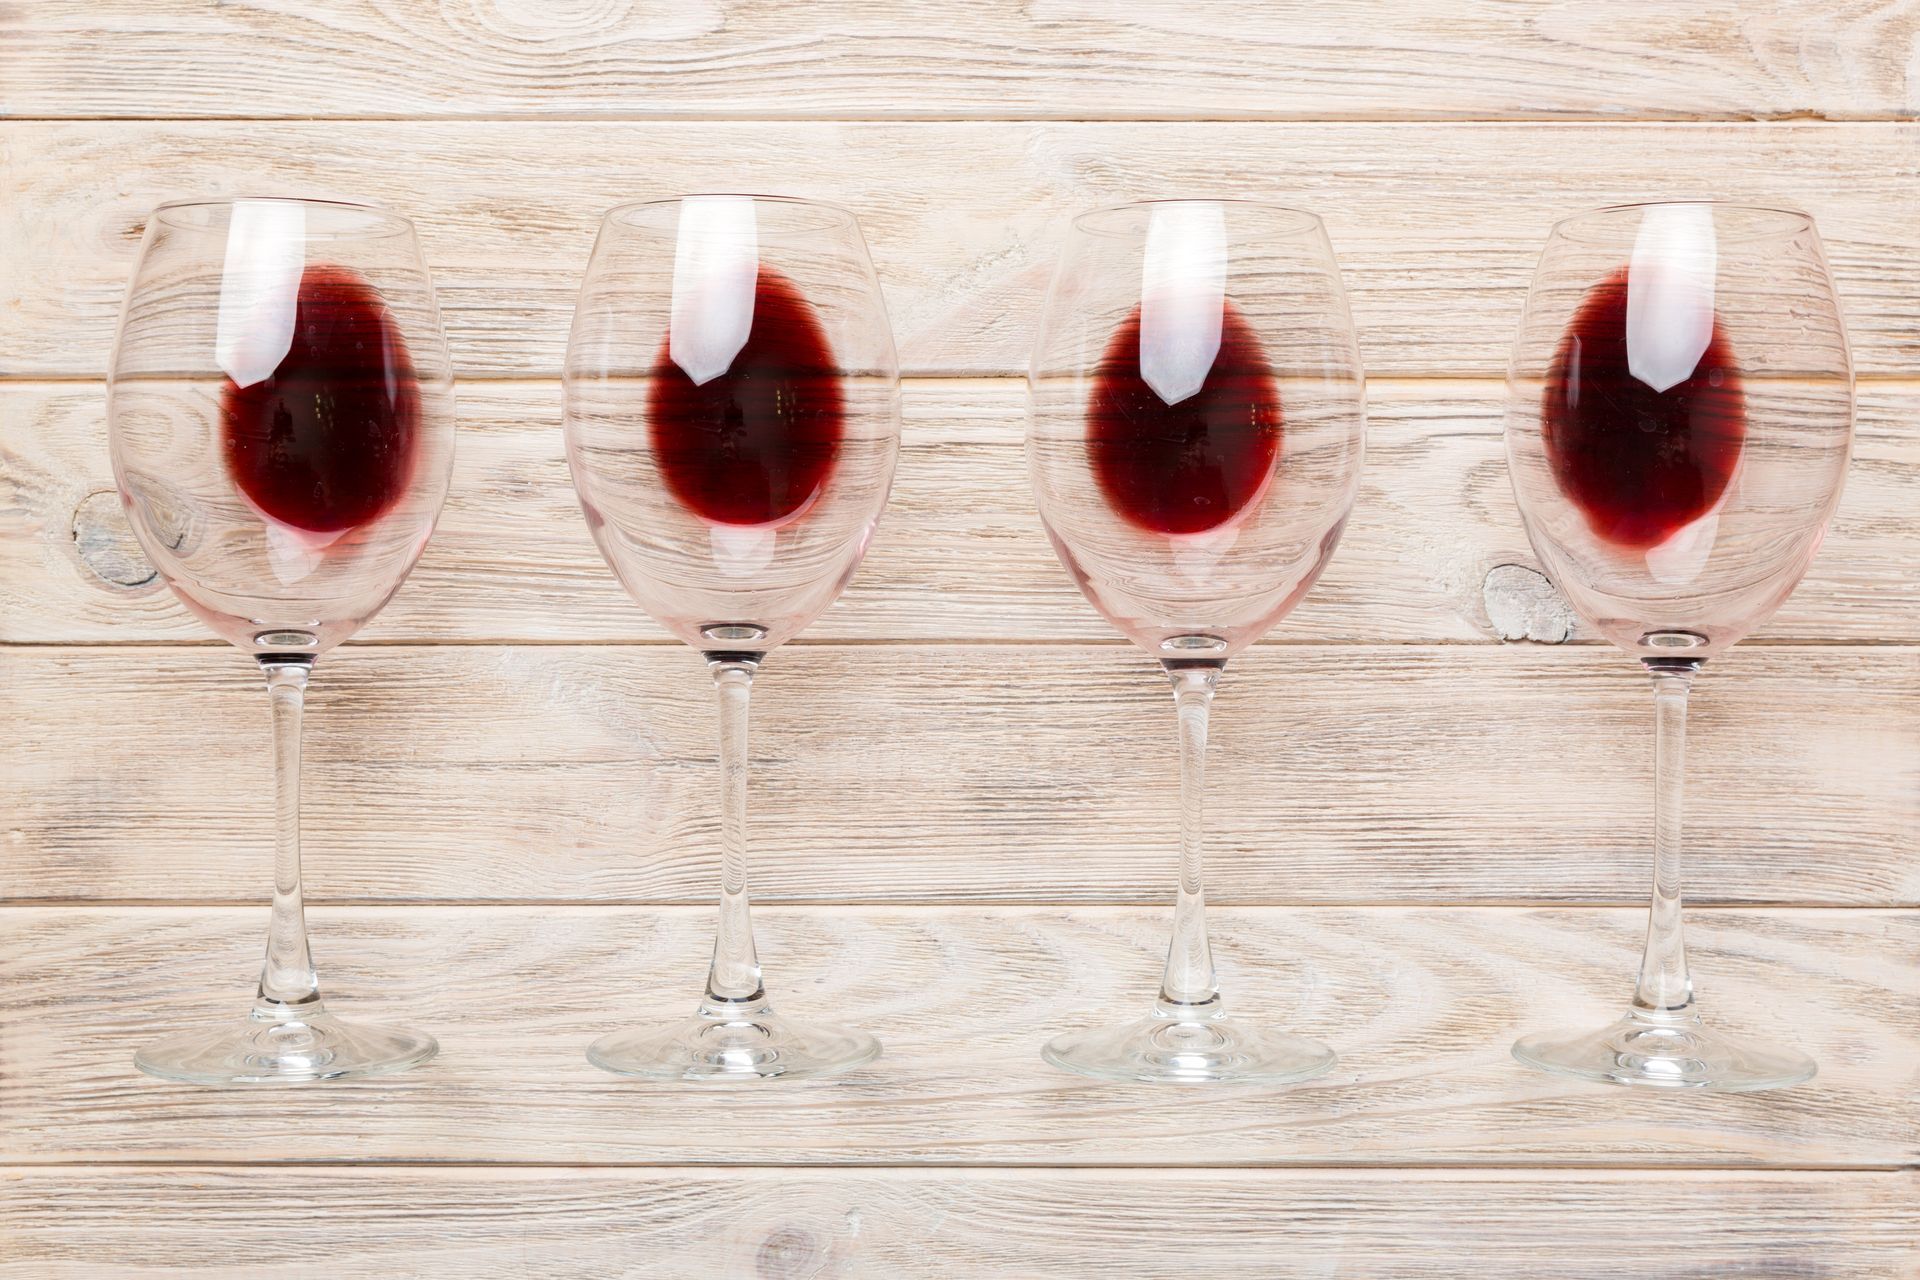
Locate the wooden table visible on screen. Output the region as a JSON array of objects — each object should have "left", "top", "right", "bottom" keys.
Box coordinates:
[{"left": 3, "top": 4, "right": 1916, "bottom": 1274}]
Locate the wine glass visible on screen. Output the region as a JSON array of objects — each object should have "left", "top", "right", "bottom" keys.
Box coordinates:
[
  {"left": 1505, "top": 201, "right": 1852, "bottom": 1090},
  {"left": 1027, "top": 200, "right": 1365, "bottom": 1084},
  {"left": 564, "top": 195, "right": 899, "bottom": 1081},
  {"left": 109, "top": 197, "right": 455, "bottom": 1084}
]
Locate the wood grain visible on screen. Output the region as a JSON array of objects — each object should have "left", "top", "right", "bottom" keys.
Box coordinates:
[
  {"left": 5, "top": 1167, "right": 1917, "bottom": 1278},
  {"left": 4, "top": 644, "right": 1914, "bottom": 906},
  {"left": 5, "top": 122, "right": 1919, "bottom": 381},
  {"left": 2, "top": 905, "right": 1913, "bottom": 1166},
  {"left": 4, "top": 2, "right": 1916, "bottom": 1272},
  {"left": 4, "top": 1, "right": 1915, "bottom": 123},
  {"left": 9, "top": 380, "right": 1917, "bottom": 647}
]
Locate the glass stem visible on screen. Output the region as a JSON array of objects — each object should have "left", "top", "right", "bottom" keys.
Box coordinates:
[
  {"left": 701, "top": 655, "right": 767, "bottom": 1015},
  {"left": 1632, "top": 661, "right": 1700, "bottom": 1020},
  {"left": 1155, "top": 662, "right": 1224, "bottom": 1018},
  {"left": 254, "top": 657, "right": 322, "bottom": 1016}
]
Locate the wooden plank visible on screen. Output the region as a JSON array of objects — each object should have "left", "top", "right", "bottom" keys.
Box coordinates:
[
  {"left": 5, "top": 1167, "right": 1916, "bottom": 1278},
  {"left": 6, "top": 2, "right": 1915, "bottom": 124},
  {"left": 0, "top": 906, "right": 1912, "bottom": 1165},
  {"left": 3, "top": 645, "right": 1914, "bottom": 906},
  {"left": 9, "top": 380, "right": 1916, "bottom": 647},
  {"left": 4, "top": 122, "right": 1918, "bottom": 380}
]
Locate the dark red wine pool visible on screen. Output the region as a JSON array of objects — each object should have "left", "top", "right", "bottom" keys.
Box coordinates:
[
  {"left": 1542, "top": 267, "right": 1745, "bottom": 549},
  {"left": 221, "top": 264, "right": 420, "bottom": 533},
  {"left": 1086, "top": 300, "right": 1282, "bottom": 536},
  {"left": 649, "top": 266, "right": 843, "bottom": 527}
]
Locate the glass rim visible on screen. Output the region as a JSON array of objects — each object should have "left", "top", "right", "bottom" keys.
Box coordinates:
[
  {"left": 1069, "top": 198, "right": 1327, "bottom": 239},
  {"left": 600, "top": 194, "right": 862, "bottom": 235},
  {"left": 1548, "top": 200, "right": 1816, "bottom": 245},
  {"left": 149, "top": 197, "right": 417, "bottom": 240}
]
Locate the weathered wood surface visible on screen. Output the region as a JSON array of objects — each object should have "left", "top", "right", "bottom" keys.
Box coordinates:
[
  {"left": 8, "top": 380, "right": 1917, "bottom": 647},
  {"left": 7, "top": 1, "right": 1916, "bottom": 123},
  {"left": 5, "top": 1167, "right": 1917, "bottom": 1279},
  {"left": 2, "top": 906, "right": 1913, "bottom": 1166},
  {"left": 5, "top": 645, "right": 1914, "bottom": 906},
  {"left": 3, "top": 9, "right": 1917, "bottom": 1270},
  {"left": 5, "top": 123, "right": 1920, "bottom": 381}
]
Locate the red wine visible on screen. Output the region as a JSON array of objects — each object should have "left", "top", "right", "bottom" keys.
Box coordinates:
[
  {"left": 1543, "top": 267, "right": 1745, "bottom": 549},
  {"left": 221, "top": 264, "right": 420, "bottom": 533},
  {"left": 1086, "top": 300, "right": 1282, "bottom": 535},
  {"left": 649, "top": 267, "right": 843, "bottom": 526}
]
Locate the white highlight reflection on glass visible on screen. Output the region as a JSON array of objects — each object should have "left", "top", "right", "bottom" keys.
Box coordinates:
[
  {"left": 709, "top": 524, "right": 778, "bottom": 577},
  {"left": 670, "top": 195, "right": 759, "bottom": 387},
  {"left": 262, "top": 523, "right": 346, "bottom": 586},
  {"left": 1643, "top": 509, "right": 1722, "bottom": 585},
  {"left": 1170, "top": 523, "right": 1239, "bottom": 584},
  {"left": 1138, "top": 201, "right": 1226, "bottom": 406},
  {"left": 1626, "top": 203, "right": 1718, "bottom": 395},
  {"left": 216, "top": 199, "right": 307, "bottom": 389},
  {"left": 1626, "top": 203, "right": 1729, "bottom": 583}
]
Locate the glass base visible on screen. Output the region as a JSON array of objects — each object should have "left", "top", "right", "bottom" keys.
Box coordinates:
[
  {"left": 1513, "top": 1010, "right": 1816, "bottom": 1092},
  {"left": 587, "top": 1001, "right": 880, "bottom": 1082},
  {"left": 1042, "top": 1007, "right": 1337, "bottom": 1085},
  {"left": 134, "top": 1004, "right": 438, "bottom": 1086}
]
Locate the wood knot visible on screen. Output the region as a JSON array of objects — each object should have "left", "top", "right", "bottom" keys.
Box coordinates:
[
  {"left": 1482, "top": 563, "right": 1574, "bottom": 643},
  {"left": 71, "top": 490, "right": 158, "bottom": 589},
  {"left": 757, "top": 1226, "right": 826, "bottom": 1278}
]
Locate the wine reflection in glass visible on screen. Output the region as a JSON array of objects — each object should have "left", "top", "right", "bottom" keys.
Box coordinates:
[
  {"left": 564, "top": 196, "right": 899, "bottom": 1080},
  {"left": 1506, "top": 201, "right": 1852, "bottom": 1090},
  {"left": 1028, "top": 200, "right": 1365, "bottom": 1084},
  {"left": 109, "top": 198, "right": 455, "bottom": 1084}
]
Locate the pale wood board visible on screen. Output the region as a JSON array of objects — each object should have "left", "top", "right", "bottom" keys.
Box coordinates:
[
  {"left": 8, "top": 379, "right": 1918, "bottom": 646},
  {"left": 5, "top": 123, "right": 1920, "bottom": 381},
  {"left": 5, "top": 644, "right": 1915, "bottom": 906},
  {"left": 5, "top": 1167, "right": 1917, "bottom": 1279},
  {"left": 4, "top": 9, "right": 1918, "bottom": 1268},
  {"left": 1, "top": 906, "right": 1914, "bottom": 1166},
  {"left": 6, "top": 2, "right": 1917, "bottom": 123}
]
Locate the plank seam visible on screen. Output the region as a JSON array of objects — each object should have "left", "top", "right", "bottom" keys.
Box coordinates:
[
  {"left": 0, "top": 1159, "right": 1910, "bottom": 1172},
  {"left": 5, "top": 115, "right": 1917, "bottom": 125},
  {"left": 7, "top": 901, "right": 1912, "bottom": 909}
]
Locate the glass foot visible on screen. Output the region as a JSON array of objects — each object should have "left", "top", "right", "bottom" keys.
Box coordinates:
[
  {"left": 1043, "top": 1007, "right": 1336, "bottom": 1085},
  {"left": 134, "top": 1004, "right": 437, "bottom": 1086},
  {"left": 587, "top": 1002, "right": 880, "bottom": 1082},
  {"left": 1513, "top": 1010, "right": 1816, "bottom": 1092}
]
